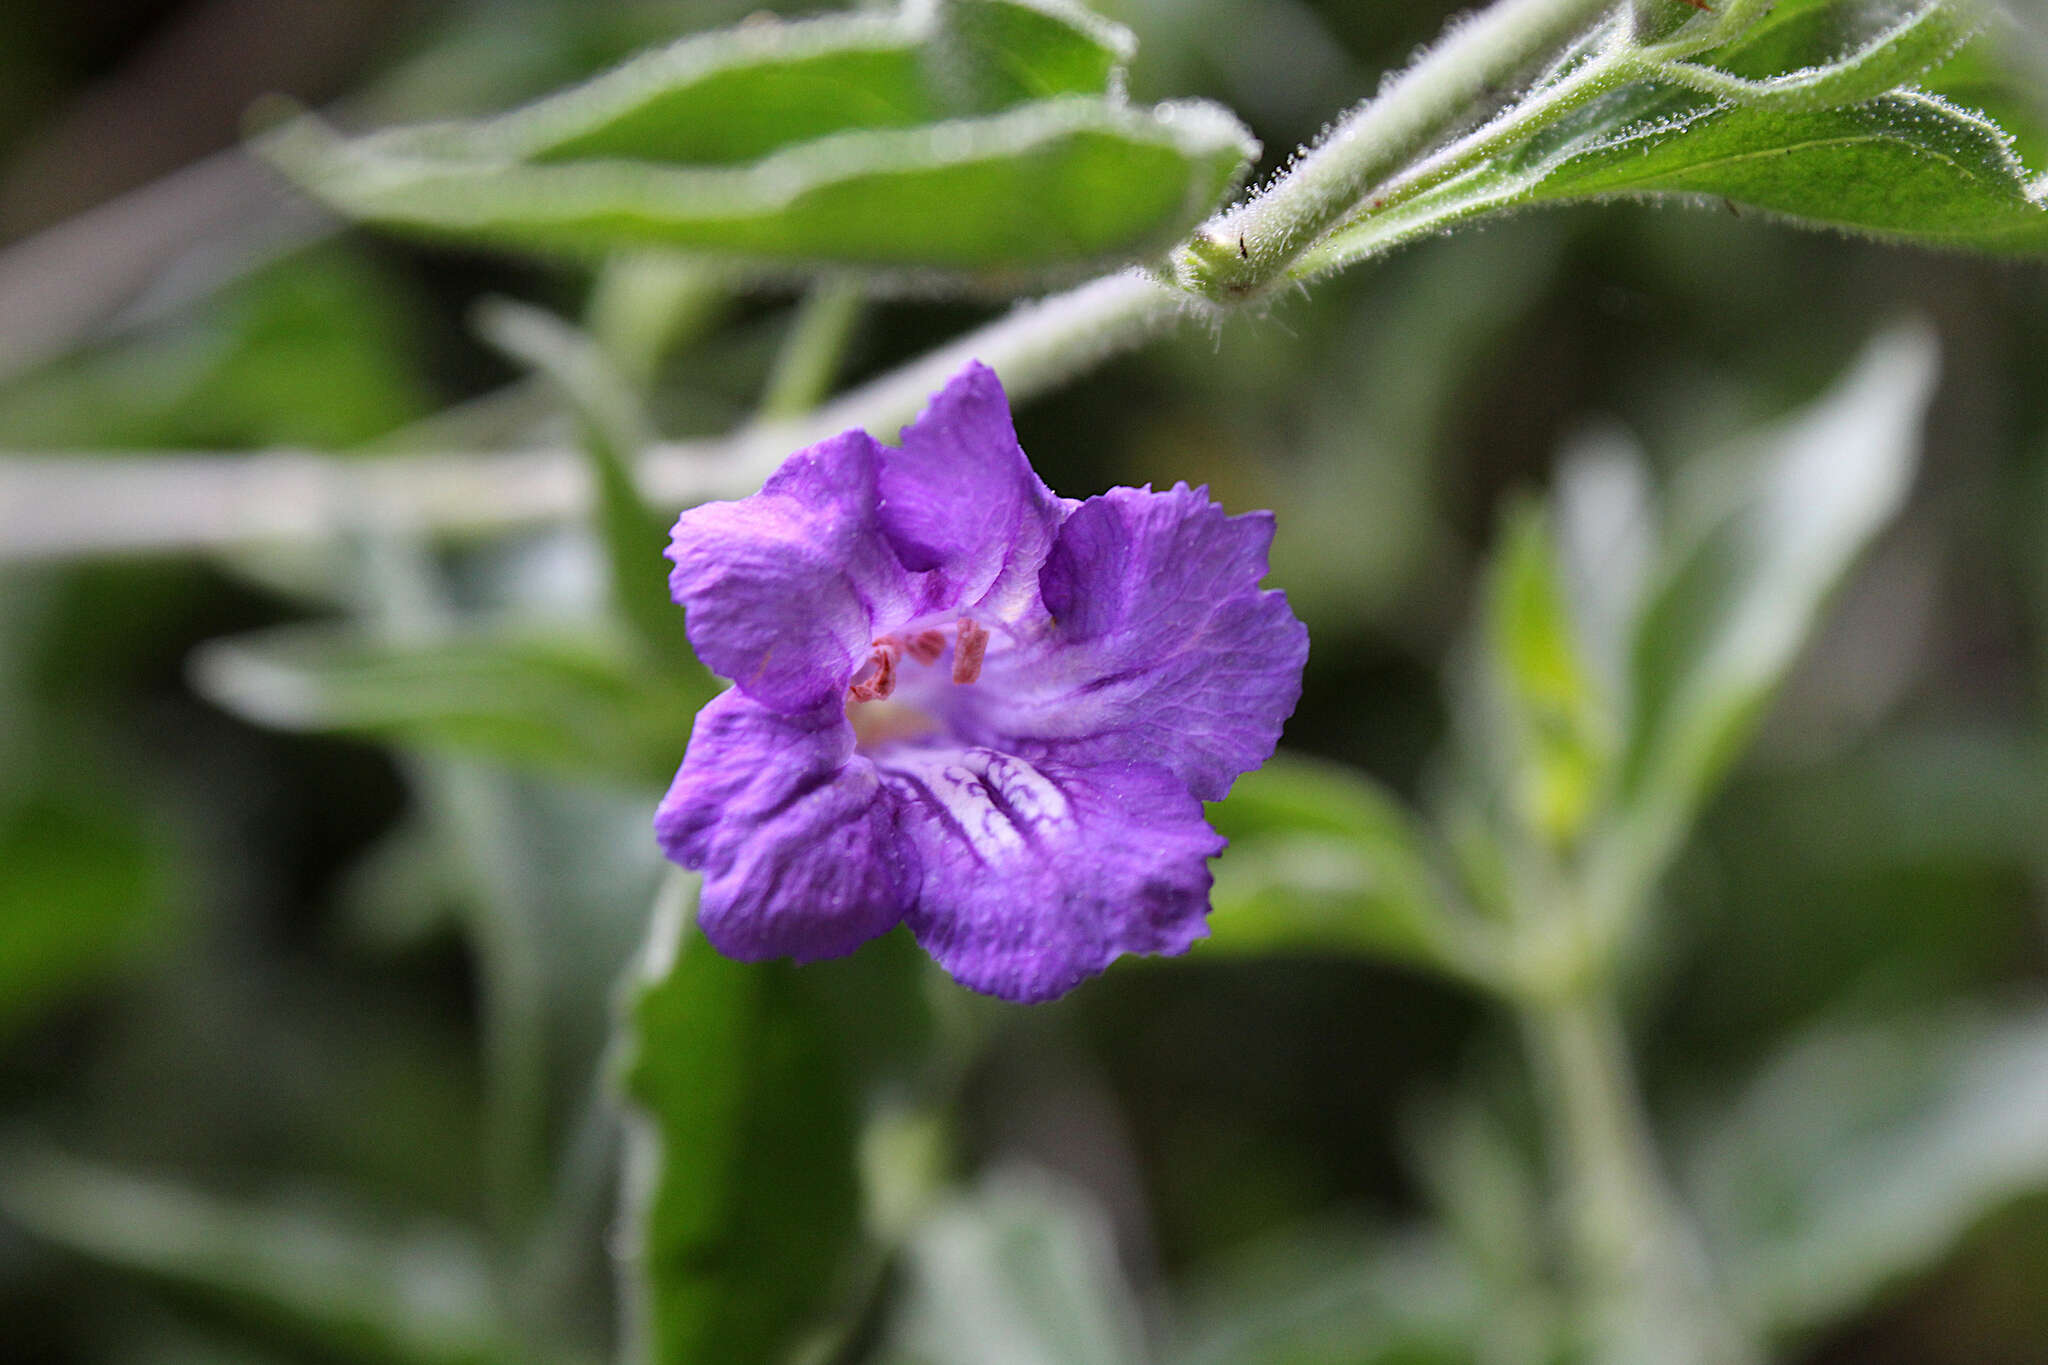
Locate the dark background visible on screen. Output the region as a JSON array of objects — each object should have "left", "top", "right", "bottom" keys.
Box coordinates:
[{"left": 2, "top": 2, "right": 2046, "bottom": 1361}]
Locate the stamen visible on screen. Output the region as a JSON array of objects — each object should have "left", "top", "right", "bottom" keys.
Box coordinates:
[
  {"left": 952, "top": 616, "right": 989, "bottom": 685},
  {"left": 848, "top": 640, "right": 899, "bottom": 702},
  {"left": 853, "top": 619, "right": 988, "bottom": 698}
]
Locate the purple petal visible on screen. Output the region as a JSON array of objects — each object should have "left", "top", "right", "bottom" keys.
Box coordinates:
[
  {"left": 878, "top": 745, "right": 1223, "bottom": 1002},
  {"left": 667, "top": 430, "right": 918, "bottom": 712},
  {"left": 878, "top": 361, "right": 1066, "bottom": 622},
  {"left": 963, "top": 484, "right": 1308, "bottom": 801},
  {"left": 656, "top": 689, "right": 914, "bottom": 963}
]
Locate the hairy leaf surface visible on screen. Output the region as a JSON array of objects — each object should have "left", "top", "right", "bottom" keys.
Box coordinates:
[{"left": 266, "top": 1, "right": 1251, "bottom": 286}]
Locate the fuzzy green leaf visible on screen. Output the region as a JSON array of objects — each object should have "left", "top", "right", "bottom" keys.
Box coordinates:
[
  {"left": 270, "top": 97, "right": 1251, "bottom": 284},
  {"left": 1480, "top": 503, "right": 1613, "bottom": 850},
  {"left": 354, "top": 1, "right": 1133, "bottom": 167},
  {"left": 1923, "top": 23, "right": 2048, "bottom": 177},
  {"left": 1566, "top": 1, "right": 2048, "bottom": 250},
  {"left": 884, "top": 1172, "right": 1147, "bottom": 1365},
  {"left": 1685, "top": 1004, "right": 2048, "bottom": 1336},
  {"left": 1609, "top": 326, "right": 1936, "bottom": 887},
  {"left": 1303, "top": 1, "right": 2048, "bottom": 276},
  {"left": 1648, "top": 0, "right": 1977, "bottom": 111},
  {"left": 263, "top": 2, "right": 1248, "bottom": 286},
  {"left": 1202, "top": 753, "right": 1461, "bottom": 972},
  {"left": 1530, "top": 87, "right": 2048, "bottom": 250},
  {"left": 617, "top": 883, "right": 862, "bottom": 1365},
  {"left": 924, "top": 0, "right": 1137, "bottom": 113},
  {"left": 1168, "top": 1226, "right": 1493, "bottom": 1365}
]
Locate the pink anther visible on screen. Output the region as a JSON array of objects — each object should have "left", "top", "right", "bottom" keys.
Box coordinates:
[
  {"left": 951, "top": 617, "right": 989, "bottom": 685},
  {"left": 848, "top": 641, "right": 899, "bottom": 702},
  {"left": 904, "top": 629, "right": 948, "bottom": 665}
]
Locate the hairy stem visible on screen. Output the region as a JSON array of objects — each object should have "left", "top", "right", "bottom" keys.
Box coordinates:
[
  {"left": 0, "top": 0, "right": 1687, "bottom": 559},
  {"left": 1524, "top": 989, "right": 1665, "bottom": 1285},
  {"left": 0, "top": 272, "right": 1184, "bottom": 561},
  {"left": 758, "top": 279, "right": 867, "bottom": 421},
  {"left": 1522, "top": 986, "right": 1759, "bottom": 1363},
  {"left": 1179, "top": 0, "right": 1617, "bottom": 299},
  {"left": 1314, "top": 30, "right": 1636, "bottom": 246}
]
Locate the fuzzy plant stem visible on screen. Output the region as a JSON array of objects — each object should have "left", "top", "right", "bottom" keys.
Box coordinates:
[
  {"left": 0, "top": 0, "right": 1634, "bottom": 560},
  {"left": 1179, "top": 0, "right": 1617, "bottom": 300},
  {"left": 1523, "top": 988, "right": 1667, "bottom": 1286},
  {"left": 1521, "top": 982, "right": 1761, "bottom": 1363}
]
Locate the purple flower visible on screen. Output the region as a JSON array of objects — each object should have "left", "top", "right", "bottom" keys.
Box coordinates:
[{"left": 655, "top": 362, "right": 1308, "bottom": 1002}]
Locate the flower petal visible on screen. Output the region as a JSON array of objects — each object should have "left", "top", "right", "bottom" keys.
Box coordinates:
[
  {"left": 965, "top": 483, "right": 1308, "bottom": 801},
  {"left": 656, "top": 689, "right": 914, "bottom": 962},
  {"left": 878, "top": 361, "right": 1066, "bottom": 623},
  {"left": 668, "top": 429, "right": 918, "bottom": 712},
  {"left": 878, "top": 745, "right": 1223, "bottom": 1002}
]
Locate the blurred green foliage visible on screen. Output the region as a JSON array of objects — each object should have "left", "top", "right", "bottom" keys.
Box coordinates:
[
  {"left": 1, "top": 2, "right": 2047, "bottom": 1364},
  {"left": 0, "top": 249, "right": 436, "bottom": 449}
]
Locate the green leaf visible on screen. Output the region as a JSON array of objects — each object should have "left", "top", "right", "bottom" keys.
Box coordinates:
[
  {"left": 268, "top": 96, "right": 1252, "bottom": 284},
  {"left": 1922, "top": 20, "right": 2048, "bottom": 179},
  {"left": 1168, "top": 1225, "right": 1502, "bottom": 1365},
  {"left": 0, "top": 796, "right": 168, "bottom": 1040},
  {"left": 1691, "top": 0, "right": 1954, "bottom": 78},
  {"left": 0, "top": 1148, "right": 506, "bottom": 1365},
  {"left": 1536, "top": 1, "right": 2048, "bottom": 252},
  {"left": 0, "top": 248, "right": 435, "bottom": 451},
  {"left": 883, "top": 1170, "right": 1146, "bottom": 1365},
  {"left": 453, "top": 17, "right": 936, "bottom": 166},
  {"left": 924, "top": 0, "right": 1137, "bottom": 113},
  {"left": 1480, "top": 503, "right": 1613, "bottom": 850},
  {"left": 1608, "top": 326, "right": 1935, "bottom": 881},
  {"left": 1683, "top": 1003, "right": 2048, "bottom": 1336},
  {"left": 188, "top": 621, "right": 710, "bottom": 787},
  {"left": 616, "top": 880, "right": 862, "bottom": 1365},
  {"left": 1529, "top": 87, "right": 2048, "bottom": 252},
  {"left": 262, "top": 2, "right": 1248, "bottom": 286},
  {"left": 1647, "top": 0, "right": 1978, "bottom": 111},
  {"left": 1201, "top": 753, "right": 1465, "bottom": 974},
  {"left": 1548, "top": 429, "right": 1657, "bottom": 693},
  {"left": 346, "top": 1, "right": 1134, "bottom": 168},
  {"left": 1302, "top": 2, "right": 2048, "bottom": 276}
]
